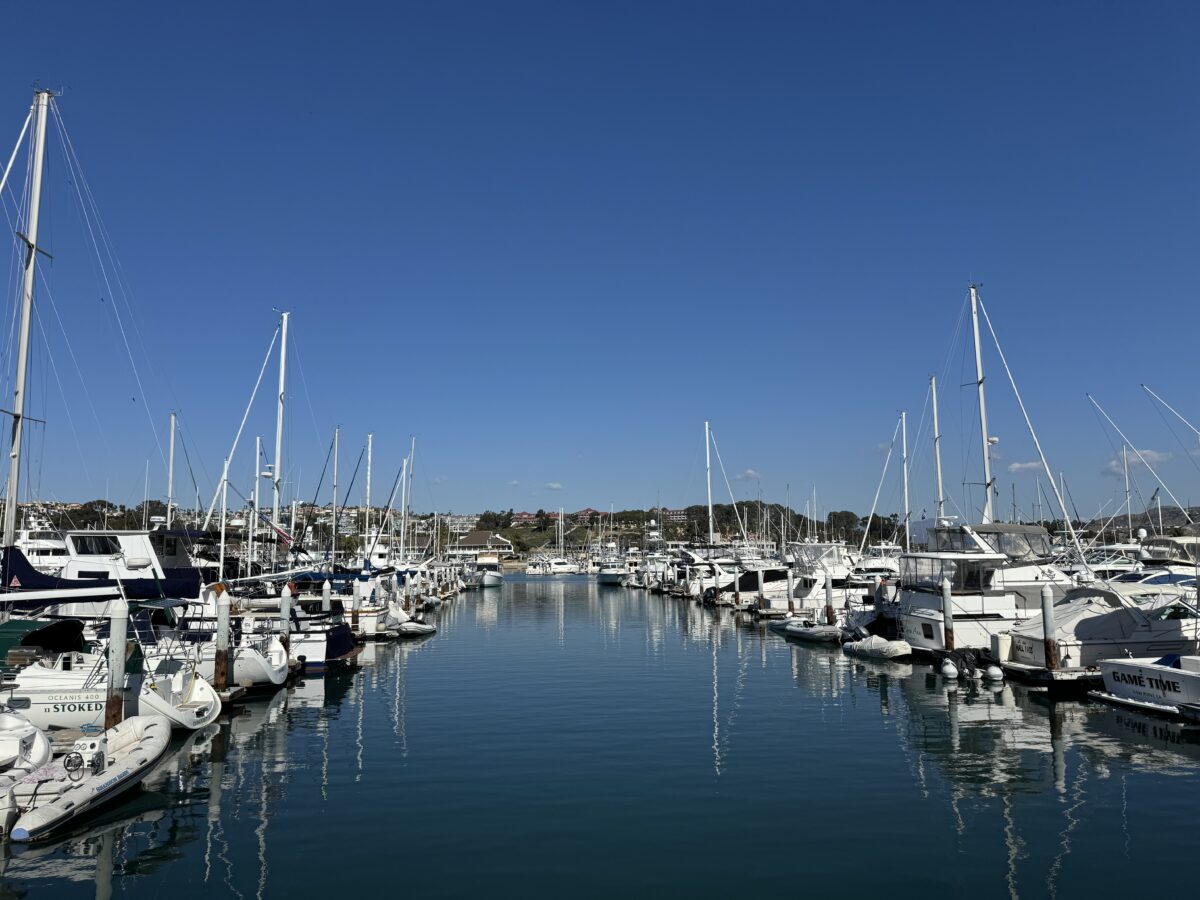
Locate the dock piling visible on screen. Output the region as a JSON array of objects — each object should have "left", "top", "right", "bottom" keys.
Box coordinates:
[
  {"left": 215, "top": 585, "right": 230, "bottom": 692},
  {"left": 941, "top": 578, "right": 955, "bottom": 651},
  {"left": 1041, "top": 583, "right": 1058, "bottom": 670},
  {"left": 105, "top": 596, "right": 129, "bottom": 729}
]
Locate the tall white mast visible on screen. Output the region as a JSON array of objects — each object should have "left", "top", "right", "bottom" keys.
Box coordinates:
[
  {"left": 165, "top": 411, "right": 177, "bottom": 528},
  {"left": 3, "top": 90, "right": 51, "bottom": 547},
  {"left": 401, "top": 436, "right": 415, "bottom": 561},
  {"left": 331, "top": 426, "right": 339, "bottom": 570},
  {"left": 969, "top": 284, "right": 994, "bottom": 523},
  {"left": 270, "top": 311, "right": 289, "bottom": 565},
  {"left": 248, "top": 435, "right": 260, "bottom": 571},
  {"left": 218, "top": 458, "right": 229, "bottom": 579},
  {"left": 1123, "top": 446, "right": 1132, "bottom": 539},
  {"left": 704, "top": 421, "right": 714, "bottom": 543},
  {"left": 901, "top": 410, "right": 910, "bottom": 551},
  {"left": 365, "top": 432, "right": 373, "bottom": 549},
  {"left": 931, "top": 375, "right": 945, "bottom": 521},
  {"left": 398, "top": 456, "right": 408, "bottom": 564}
]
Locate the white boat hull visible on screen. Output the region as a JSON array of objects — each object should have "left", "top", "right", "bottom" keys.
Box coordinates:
[
  {"left": 1096, "top": 656, "right": 1200, "bottom": 714},
  {"left": 12, "top": 657, "right": 221, "bottom": 731},
  {"left": 899, "top": 608, "right": 1019, "bottom": 654}
]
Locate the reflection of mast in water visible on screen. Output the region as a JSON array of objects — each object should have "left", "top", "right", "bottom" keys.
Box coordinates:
[
  {"left": 1044, "top": 704, "right": 1087, "bottom": 900},
  {"left": 393, "top": 645, "right": 409, "bottom": 756},
  {"left": 321, "top": 682, "right": 331, "bottom": 801},
  {"left": 945, "top": 686, "right": 965, "bottom": 835},
  {"left": 725, "top": 615, "right": 749, "bottom": 751},
  {"left": 356, "top": 668, "right": 365, "bottom": 782},
  {"left": 711, "top": 628, "right": 721, "bottom": 777},
  {"left": 205, "top": 725, "right": 238, "bottom": 891},
  {"left": 1002, "top": 794, "right": 1022, "bottom": 900},
  {"left": 257, "top": 722, "right": 270, "bottom": 900}
]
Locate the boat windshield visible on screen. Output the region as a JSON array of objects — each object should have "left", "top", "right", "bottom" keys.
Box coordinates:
[
  {"left": 1148, "top": 603, "right": 1200, "bottom": 621},
  {"left": 1112, "top": 571, "right": 1153, "bottom": 583},
  {"left": 929, "top": 529, "right": 983, "bottom": 553},
  {"left": 794, "top": 544, "right": 847, "bottom": 567}
]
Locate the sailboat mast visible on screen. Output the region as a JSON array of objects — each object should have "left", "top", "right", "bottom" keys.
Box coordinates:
[
  {"left": 3, "top": 90, "right": 51, "bottom": 547},
  {"left": 964, "top": 285, "right": 993, "bottom": 525},
  {"left": 270, "top": 310, "right": 289, "bottom": 565},
  {"left": 704, "top": 421, "right": 714, "bottom": 544},
  {"left": 901, "top": 410, "right": 910, "bottom": 551},
  {"left": 365, "top": 432, "right": 373, "bottom": 555},
  {"left": 331, "top": 426, "right": 339, "bottom": 570},
  {"left": 166, "top": 412, "right": 177, "bottom": 528},
  {"left": 402, "top": 436, "right": 415, "bottom": 561},
  {"left": 1123, "top": 446, "right": 1132, "bottom": 539},
  {"left": 249, "top": 435, "right": 260, "bottom": 570},
  {"left": 218, "top": 458, "right": 229, "bottom": 578},
  {"left": 931, "top": 375, "right": 945, "bottom": 520}
]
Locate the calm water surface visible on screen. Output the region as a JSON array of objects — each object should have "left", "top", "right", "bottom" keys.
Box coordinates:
[{"left": 3, "top": 578, "right": 1198, "bottom": 898}]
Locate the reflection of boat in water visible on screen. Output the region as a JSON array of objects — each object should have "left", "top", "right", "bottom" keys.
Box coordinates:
[
  {"left": 1, "top": 724, "right": 218, "bottom": 884},
  {"left": 228, "top": 688, "right": 289, "bottom": 745}
]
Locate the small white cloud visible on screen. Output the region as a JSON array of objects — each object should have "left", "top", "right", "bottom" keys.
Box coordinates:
[
  {"left": 1007, "top": 461, "right": 1041, "bottom": 473},
  {"left": 507, "top": 480, "right": 520, "bottom": 486},
  {"left": 875, "top": 442, "right": 891, "bottom": 453},
  {"left": 545, "top": 482, "right": 563, "bottom": 490},
  {"left": 432, "top": 475, "right": 449, "bottom": 484},
  {"left": 1102, "top": 449, "right": 1172, "bottom": 477},
  {"left": 732, "top": 468, "right": 762, "bottom": 482}
]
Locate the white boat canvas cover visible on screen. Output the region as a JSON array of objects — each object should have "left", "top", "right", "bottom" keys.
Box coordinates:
[{"left": 1008, "top": 587, "right": 1200, "bottom": 667}]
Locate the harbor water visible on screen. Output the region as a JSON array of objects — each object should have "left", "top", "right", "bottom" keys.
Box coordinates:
[{"left": 4, "top": 578, "right": 1197, "bottom": 898}]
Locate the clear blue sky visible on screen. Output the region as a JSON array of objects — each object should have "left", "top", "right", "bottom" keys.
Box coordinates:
[{"left": 0, "top": 2, "right": 1197, "bottom": 525}]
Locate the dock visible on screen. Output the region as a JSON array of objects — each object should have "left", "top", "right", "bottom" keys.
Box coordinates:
[
  {"left": 216, "top": 685, "right": 247, "bottom": 707},
  {"left": 999, "top": 660, "right": 1102, "bottom": 694}
]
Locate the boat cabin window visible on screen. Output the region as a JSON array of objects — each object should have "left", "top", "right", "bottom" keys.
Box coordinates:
[
  {"left": 901, "top": 557, "right": 996, "bottom": 593},
  {"left": 921, "top": 623, "right": 934, "bottom": 639},
  {"left": 71, "top": 534, "right": 122, "bottom": 556}
]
